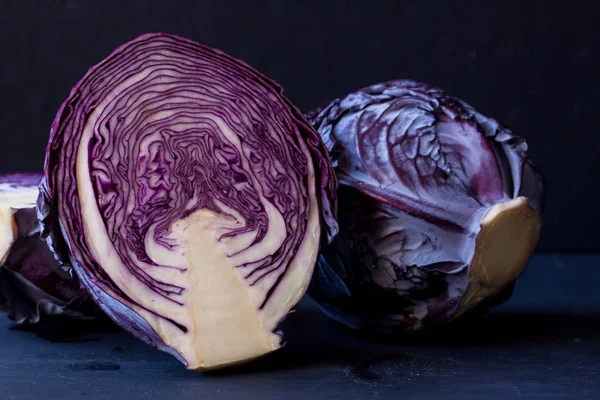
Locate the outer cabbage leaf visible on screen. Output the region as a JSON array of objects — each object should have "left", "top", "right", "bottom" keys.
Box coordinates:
[
  {"left": 308, "top": 80, "right": 544, "bottom": 332},
  {"left": 39, "top": 33, "right": 337, "bottom": 369}
]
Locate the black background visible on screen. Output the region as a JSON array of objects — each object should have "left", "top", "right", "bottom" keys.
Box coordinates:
[{"left": 0, "top": 0, "right": 597, "bottom": 251}]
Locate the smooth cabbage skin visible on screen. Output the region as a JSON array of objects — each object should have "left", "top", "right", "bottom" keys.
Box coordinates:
[
  {"left": 307, "top": 80, "right": 545, "bottom": 333},
  {"left": 39, "top": 33, "right": 337, "bottom": 370},
  {"left": 0, "top": 173, "right": 97, "bottom": 326}
]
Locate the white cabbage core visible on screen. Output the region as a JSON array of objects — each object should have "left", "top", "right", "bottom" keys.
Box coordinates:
[
  {"left": 458, "top": 197, "right": 542, "bottom": 315},
  {"left": 0, "top": 184, "right": 38, "bottom": 264}
]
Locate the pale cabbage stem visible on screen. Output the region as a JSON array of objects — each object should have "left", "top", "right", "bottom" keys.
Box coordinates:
[
  {"left": 0, "top": 186, "right": 38, "bottom": 264},
  {"left": 457, "top": 197, "right": 542, "bottom": 315}
]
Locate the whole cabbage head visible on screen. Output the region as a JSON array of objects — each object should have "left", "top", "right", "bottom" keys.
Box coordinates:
[{"left": 307, "top": 80, "right": 544, "bottom": 333}]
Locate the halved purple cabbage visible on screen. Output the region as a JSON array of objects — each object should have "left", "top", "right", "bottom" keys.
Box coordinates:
[
  {"left": 0, "top": 173, "right": 96, "bottom": 325},
  {"left": 307, "top": 80, "right": 544, "bottom": 333},
  {"left": 39, "top": 33, "right": 337, "bottom": 370}
]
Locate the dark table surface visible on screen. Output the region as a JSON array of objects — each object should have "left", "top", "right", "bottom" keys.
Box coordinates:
[{"left": 0, "top": 253, "right": 598, "bottom": 400}]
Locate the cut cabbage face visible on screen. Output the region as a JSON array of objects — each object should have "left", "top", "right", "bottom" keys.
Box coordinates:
[{"left": 40, "top": 33, "right": 338, "bottom": 370}]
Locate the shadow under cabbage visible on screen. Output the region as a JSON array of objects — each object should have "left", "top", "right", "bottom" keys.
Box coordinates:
[{"left": 205, "top": 300, "right": 600, "bottom": 376}]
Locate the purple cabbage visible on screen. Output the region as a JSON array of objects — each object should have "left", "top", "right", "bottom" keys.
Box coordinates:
[
  {"left": 39, "top": 33, "right": 337, "bottom": 369},
  {"left": 307, "top": 80, "right": 544, "bottom": 333},
  {"left": 0, "top": 173, "right": 97, "bottom": 326}
]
